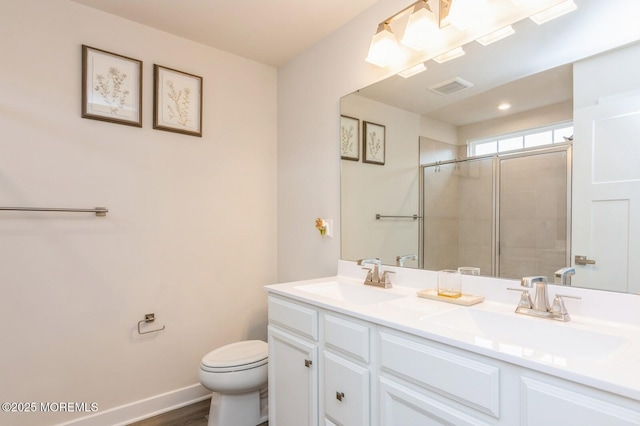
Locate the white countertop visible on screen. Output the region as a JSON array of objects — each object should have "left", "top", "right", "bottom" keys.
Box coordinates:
[{"left": 265, "top": 261, "right": 640, "bottom": 401}]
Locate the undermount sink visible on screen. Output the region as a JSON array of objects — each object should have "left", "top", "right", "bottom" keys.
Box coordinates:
[
  {"left": 424, "top": 308, "right": 627, "bottom": 361},
  {"left": 295, "top": 281, "right": 406, "bottom": 305}
]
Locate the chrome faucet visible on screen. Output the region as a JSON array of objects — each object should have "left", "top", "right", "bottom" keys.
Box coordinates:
[
  {"left": 508, "top": 275, "right": 581, "bottom": 322},
  {"left": 357, "top": 258, "right": 394, "bottom": 288},
  {"left": 396, "top": 254, "right": 417, "bottom": 267},
  {"left": 523, "top": 276, "right": 550, "bottom": 311},
  {"left": 554, "top": 267, "right": 575, "bottom": 286}
]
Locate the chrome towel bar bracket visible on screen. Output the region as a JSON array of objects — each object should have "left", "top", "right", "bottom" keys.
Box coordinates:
[{"left": 137, "top": 313, "right": 166, "bottom": 335}]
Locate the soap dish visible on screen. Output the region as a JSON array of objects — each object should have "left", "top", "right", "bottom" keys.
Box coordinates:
[{"left": 416, "top": 288, "right": 484, "bottom": 306}]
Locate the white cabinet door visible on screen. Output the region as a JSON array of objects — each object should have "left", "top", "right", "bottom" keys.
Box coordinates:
[
  {"left": 521, "top": 377, "right": 640, "bottom": 425},
  {"left": 324, "top": 351, "right": 370, "bottom": 426},
  {"left": 572, "top": 90, "right": 640, "bottom": 293},
  {"left": 268, "top": 326, "right": 319, "bottom": 426}
]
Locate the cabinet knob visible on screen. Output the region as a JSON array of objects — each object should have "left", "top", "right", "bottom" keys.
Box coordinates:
[
  {"left": 336, "top": 391, "right": 345, "bottom": 401},
  {"left": 304, "top": 359, "right": 312, "bottom": 368}
]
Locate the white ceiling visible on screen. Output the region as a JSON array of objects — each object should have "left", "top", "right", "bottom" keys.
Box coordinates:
[{"left": 70, "top": 0, "right": 378, "bottom": 67}]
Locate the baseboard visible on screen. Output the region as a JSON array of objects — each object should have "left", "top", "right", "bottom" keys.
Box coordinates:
[{"left": 56, "top": 384, "right": 212, "bottom": 426}]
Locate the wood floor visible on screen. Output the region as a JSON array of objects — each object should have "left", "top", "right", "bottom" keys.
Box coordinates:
[{"left": 128, "top": 399, "right": 268, "bottom": 426}]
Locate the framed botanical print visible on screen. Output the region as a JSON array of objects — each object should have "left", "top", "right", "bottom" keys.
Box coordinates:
[
  {"left": 153, "top": 65, "right": 203, "bottom": 137},
  {"left": 82, "top": 45, "right": 142, "bottom": 127},
  {"left": 363, "top": 121, "right": 385, "bottom": 165},
  {"left": 340, "top": 115, "right": 359, "bottom": 161}
]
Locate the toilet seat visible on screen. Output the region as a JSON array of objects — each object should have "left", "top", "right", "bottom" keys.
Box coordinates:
[{"left": 201, "top": 340, "right": 268, "bottom": 373}]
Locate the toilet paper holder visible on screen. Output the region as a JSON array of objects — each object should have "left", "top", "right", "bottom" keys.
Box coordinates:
[{"left": 137, "top": 313, "right": 166, "bottom": 335}]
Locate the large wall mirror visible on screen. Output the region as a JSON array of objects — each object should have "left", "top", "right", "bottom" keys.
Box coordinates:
[{"left": 341, "top": 0, "right": 640, "bottom": 294}]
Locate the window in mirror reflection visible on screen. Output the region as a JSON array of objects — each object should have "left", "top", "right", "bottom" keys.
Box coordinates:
[{"left": 469, "top": 123, "right": 573, "bottom": 156}]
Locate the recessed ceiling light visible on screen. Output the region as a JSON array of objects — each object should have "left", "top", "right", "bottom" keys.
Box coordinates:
[
  {"left": 398, "top": 63, "right": 427, "bottom": 78},
  {"left": 530, "top": 0, "right": 578, "bottom": 25},
  {"left": 476, "top": 25, "right": 515, "bottom": 46},
  {"left": 432, "top": 47, "right": 465, "bottom": 64},
  {"left": 498, "top": 103, "right": 511, "bottom": 110}
]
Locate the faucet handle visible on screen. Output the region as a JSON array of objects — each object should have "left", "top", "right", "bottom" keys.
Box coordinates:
[
  {"left": 508, "top": 288, "right": 533, "bottom": 309},
  {"left": 380, "top": 270, "right": 395, "bottom": 288},
  {"left": 361, "top": 267, "right": 373, "bottom": 282},
  {"left": 520, "top": 276, "right": 547, "bottom": 288},
  {"left": 551, "top": 294, "right": 581, "bottom": 317}
]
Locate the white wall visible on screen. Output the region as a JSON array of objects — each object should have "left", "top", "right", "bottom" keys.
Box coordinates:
[
  {"left": 457, "top": 100, "right": 573, "bottom": 144},
  {"left": 574, "top": 42, "right": 640, "bottom": 108},
  {"left": 0, "top": 1, "right": 277, "bottom": 425},
  {"left": 277, "top": 0, "right": 406, "bottom": 281}
]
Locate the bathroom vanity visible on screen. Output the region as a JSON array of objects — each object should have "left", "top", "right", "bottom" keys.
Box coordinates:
[{"left": 266, "top": 261, "right": 640, "bottom": 425}]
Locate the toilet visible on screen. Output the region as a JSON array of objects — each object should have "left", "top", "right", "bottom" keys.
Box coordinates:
[{"left": 199, "top": 340, "right": 268, "bottom": 426}]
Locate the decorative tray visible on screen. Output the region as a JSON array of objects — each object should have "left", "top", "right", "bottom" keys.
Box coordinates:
[{"left": 416, "top": 288, "right": 484, "bottom": 306}]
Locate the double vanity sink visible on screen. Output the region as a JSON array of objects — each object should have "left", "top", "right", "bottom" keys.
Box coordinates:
[
  {"left": 292, "top": 278, "right": 630, "bottom": 365},
  {"left": 266, "top": 263, "right": 640, "bottom": 425}
]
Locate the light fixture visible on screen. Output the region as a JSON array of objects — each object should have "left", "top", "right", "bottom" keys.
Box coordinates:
[
  {"left": 446, "top": 0, "right": 488, "bottom": 31},
  {"left": 530, "top": 0, "right": 577, "bottom": 24},
  {"left": 365, "top": 0, "right": 578, "bottom": 69},
  {"left": 401, "top": 1, "right": 440, "bottom": 51},
  {"left": 433, "top": 46, "right": 465, "bottom": 64},
  {"left": 365, "top": 23, "right": 400, "bottom": 67},
  {"left": 498, "top": 103, "right": 512, "bottom": 110},
  {"left": 398, "top": 63, "right": 427, "bottom": 78}
]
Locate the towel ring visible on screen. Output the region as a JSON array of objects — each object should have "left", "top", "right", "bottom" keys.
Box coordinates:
[{"left": 137, "top": 313, "right": 166, "bottom": 335}]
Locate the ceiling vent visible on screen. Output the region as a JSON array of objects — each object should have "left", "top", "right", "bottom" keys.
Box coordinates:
[{"left": 428, "top": 77, "right": 474, "bottom": 95}]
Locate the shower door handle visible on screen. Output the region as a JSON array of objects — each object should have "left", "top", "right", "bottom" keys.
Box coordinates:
[{"left": 575, "top": 255, "right": 596, "bottom": 265}]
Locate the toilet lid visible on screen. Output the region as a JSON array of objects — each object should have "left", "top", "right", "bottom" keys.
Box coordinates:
[{"left": 201, "top": 340, "right": 268, "bottom": 369}]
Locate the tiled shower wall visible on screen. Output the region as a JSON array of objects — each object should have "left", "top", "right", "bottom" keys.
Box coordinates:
[
  {"left": 423, "top": 148, "right": 569, "bottom": 279},
  {"left": 423, "top": 158, "right": 493, "bottom": 275},
  {"left": 499, "top": 150, "right": 569, "bottom": 279}
]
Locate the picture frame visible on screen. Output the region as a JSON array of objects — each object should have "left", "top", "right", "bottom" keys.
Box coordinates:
[
  {"left": 153, "top": 64, "right": 203, "bottom": 137},
  {"left": 82, "top": 45, "right": 142, "bottom": 127},
  {"left": 340, "top": 115, "right": 360, "bottom": 161},
  {"left": 363, "top": 121, "right": 385, "bottom": 165}
]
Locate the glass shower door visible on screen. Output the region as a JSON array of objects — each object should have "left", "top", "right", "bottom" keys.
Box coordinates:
[
  {"left": 422, "top": 157, "right": 493, "bottom": 274},
  {"left": 497, "top": 148, "right": 570, "bottom": 279}
]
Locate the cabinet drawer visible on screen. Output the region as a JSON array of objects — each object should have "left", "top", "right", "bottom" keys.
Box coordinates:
[
  {"left": 324, "top": 314, "right": 370, "bottom": 363},
  {"left": 269, "top": 296, "right": 318, "bottom": 341},
  {"left": 379, "top": 331, "right": 500, "bottom": 418},
  {"left": 379, "top": 377, "right": 491, "bottom": 426}
]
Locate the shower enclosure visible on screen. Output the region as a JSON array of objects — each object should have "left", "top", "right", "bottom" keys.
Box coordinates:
[{"left": 421, "top": 145, "right": 571, "bottom": 279}]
